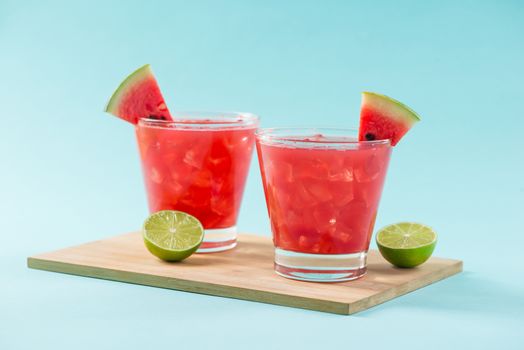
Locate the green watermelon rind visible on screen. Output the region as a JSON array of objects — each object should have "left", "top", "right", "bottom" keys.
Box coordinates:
[
  {"left": 362, "top": 91, "right": 421, "bottom": 124},
  {"left": 104, "top": 64, "right": 153, "bottom": 115}
]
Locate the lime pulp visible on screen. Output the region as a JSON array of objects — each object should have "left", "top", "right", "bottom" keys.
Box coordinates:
[{"left": 143, "top": 210, "right": 204, "bottom": 261}]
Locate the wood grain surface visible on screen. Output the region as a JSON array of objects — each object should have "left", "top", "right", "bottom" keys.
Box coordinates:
[{"left": 27, "top": 232, "right": 462, "bottom": 315}]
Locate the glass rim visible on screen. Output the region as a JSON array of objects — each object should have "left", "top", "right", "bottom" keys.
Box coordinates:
[
  {"left": 137, "top": 111, "right": 259, "bottom": 129},
  {"left": 255, "top": 127, "right": 391, "bottom": 148}
]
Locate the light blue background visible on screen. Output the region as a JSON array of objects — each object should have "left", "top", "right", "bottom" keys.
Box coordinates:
[{"left": 1, "top": 0, "right": 523, "bottom": 348}]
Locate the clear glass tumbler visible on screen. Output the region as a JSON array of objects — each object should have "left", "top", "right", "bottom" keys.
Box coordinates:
[
  {"left": 135, "top": 112, "right": 259, "bottom": 252},
  {"left": 256, "top": 128, "right": 391, "bottom": 282}
]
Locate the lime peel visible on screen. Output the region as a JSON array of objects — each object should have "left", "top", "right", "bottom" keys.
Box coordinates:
[{"left": 376, "top": 222, "right": 437, "bottom": 268}]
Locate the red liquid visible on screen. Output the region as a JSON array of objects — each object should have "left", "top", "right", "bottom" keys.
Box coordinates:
[
  {"left": 257, "top": 136, "right": 391, "bottom": 254},
  {"left": 136, "top": 122, "right": 256, "bottom": 229}
]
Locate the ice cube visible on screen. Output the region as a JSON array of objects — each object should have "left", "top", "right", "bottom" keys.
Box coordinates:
[
  {"left": 179, "top": 186, "right": 211, "bottom": 209},
  {"left": 332, "top": 183, "right": 354, "bottom": 206},
  {"left": 221, "top": 137, "right": 237, "bottom": 152},
  {"left": 305, "top": 134, "right": 325, "bottom": 142},
  {"left": 306, "top": 182, "right": 333, "bottom": 202},
  {"left": 312, "top": 206, "right": 337, "bottom": 235},
  {"left": 192, "top": 168, "right": 213, "bottom": 188},
  {"left": 308, "top": 159, "right": 329, "bottom": 180},
  {"left": 365, "top": 155, "right": 382, "bottom": 179},
  {"left": 167, "top": 180, "right": 185, "bottom": 197},
  {"left": 328, "top": 168, "right": 353, "bottom": 182},
  {"left": 354, "top": 155, "right": 382, "bottom": 183},
  {"left": 281, "top": 162, "right": 294, "bottom": 183},
  {"left": 337, "top": 199, "right": 368, "bottom": 226},
  {"left": 150, "top": 167, "right": 164, "bottom": 184},
  {"left": 183, "top": 150, "right": 205, "bottom": 169},
  {"left": 336, "top": 231, "right": 352, "bottom": 244},
  {"left": 293, "top": 181, "right": 316, "bottom": 205},
  {"left": 210, "top": 156, "right": 232, "bottom": 174},
  {"left": 210, "top": 194, "right": 232, "bottom": 218},
  {"left": 211, "top": 177, "right": 226, "bottom": 194}
]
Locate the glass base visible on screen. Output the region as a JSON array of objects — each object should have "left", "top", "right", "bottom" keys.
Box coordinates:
[
  {"left": 274, "top": 248, "right": 367, "bottom": 282},
  {"left": 197, "top": 226, "right": 237, "bottom": 253}
]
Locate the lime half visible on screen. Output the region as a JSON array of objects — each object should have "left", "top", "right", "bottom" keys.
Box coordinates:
[
  {"left": 376, "top": 222, "right": 437, "bottom": 268},
  {"left": 143, "top": 210, "right": 204, "bottom": 261}
]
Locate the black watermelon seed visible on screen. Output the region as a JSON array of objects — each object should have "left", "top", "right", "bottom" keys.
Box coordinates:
[{"left": 364, "top": 133, "right": 376, "bottom": 141}]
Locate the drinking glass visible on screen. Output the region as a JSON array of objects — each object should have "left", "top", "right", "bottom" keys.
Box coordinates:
[
  {"left": 256, "top": 128, "right": 391, "bottom": 281},
  {"left": 136, "top": 112, "right": 259, "bottom": 252}
]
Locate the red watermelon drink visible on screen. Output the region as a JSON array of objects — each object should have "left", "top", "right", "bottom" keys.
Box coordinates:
[
  {"left": 136, "top": 112, "right": 259, "bottom": 252},
  {"left": 256, "top": 128, "right": 391, "bottom": 281}
]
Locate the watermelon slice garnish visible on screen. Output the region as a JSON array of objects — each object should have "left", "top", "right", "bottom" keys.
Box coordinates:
[
  {"left": 105, "top": 64, "right": 172, "bottom": 124},
  {"left": 359, "top": 92, "right": 420, "bottom": 146}
]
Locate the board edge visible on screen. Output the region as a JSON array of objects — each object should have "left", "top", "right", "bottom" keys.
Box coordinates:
[{"left": 27, "top": 256, "right": 351, "bottom": 315}]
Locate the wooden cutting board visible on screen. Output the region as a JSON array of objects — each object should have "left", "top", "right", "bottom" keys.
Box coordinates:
[{"left": 27, "top": 232, "right": 462, "bottom": 315}]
